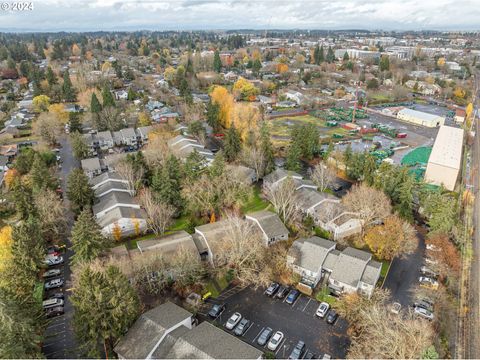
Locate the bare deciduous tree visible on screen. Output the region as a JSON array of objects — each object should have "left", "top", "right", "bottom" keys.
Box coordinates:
[
  {"left": 115, "top": 160, "right": 144, "bottom": 196},
  {"left": 309, "top": 162, "right": 335, "bottom": 192},
  {"left": 336, "top": 289, "right": 435, "bottom": 359},
  {"left": 264, "top": 177, "right": 298, "bottom": 225},
  {"left": 342, "top": 183, "right": 392, "bottom": 227},
  {"left": 241, "top": 146, "right": 266, "bottom": 179},
  {"left": 32, "top": 112, "right": 62, "bottom": 145},
  {"left": 34, "top": 189, "right": 66, "bottom": 241},
  {"left": 138, "top": 188, "right": 175, "bottom": 236}
]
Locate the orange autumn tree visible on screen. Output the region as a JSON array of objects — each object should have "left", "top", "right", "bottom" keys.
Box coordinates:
[
  {"left": 0, "top": 226, "right": 13, "bottom": 274},
  {"left": 232, "top": 77, "right": 259, "bottom": 101},
  {"left": 4, "top": 168, "right": 19, "bottom": 189},
  {"left": 276, "top": 63, "right": 289, "bottom": 74}
]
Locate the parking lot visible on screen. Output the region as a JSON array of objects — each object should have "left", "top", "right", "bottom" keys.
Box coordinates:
[{"left": 198, "top": 286, "right": 349, "bottom": 359}]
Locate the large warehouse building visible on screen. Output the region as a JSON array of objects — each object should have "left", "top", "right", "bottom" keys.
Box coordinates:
[
  {"left": 424, "top": 125, "right": 464, "bottom": 191},
  {"left": 397, "top": 108, "right": 445, "bottom": 127}
]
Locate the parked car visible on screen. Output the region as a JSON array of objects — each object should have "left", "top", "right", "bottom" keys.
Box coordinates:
[
  {"left": 426, "top": 244, "right": 439, "bottom": 251},
  {"left": 45, "top": 278, "right": 64, "bottom": 290},
  {"left": 424, "top": 257, "right": 438, "bottom": 266},
  {"left": 42, "top": 298, "right": 64, "bottom": 309},
  {"left": 44, "top": 255, "right": 64, "bottom": 266},
  {"left": 48, "top": 292, "right": 64, "bottom": 300},
  {"left": 413, "top": 299, "right": 434, "bottom": 312},
  {"left": 322, "top": 353, "right": 332, "bottom": 360},
  {"left": 225, "top": 312, "right": 242, "bottom": 330},
  {"left": 419, "top": 276, "right": 439, "bottom": 289},
  {"left": 420, "top": 266, "right": 438, "bottom": 278},
  {"left": 288, "top": 340, "right": 306, "bottom": 359},
  {"left": 208, "top": 303, "right": 225, "bottom": 318},
  {"left": 390, "top": 302, "right": 402, "bottom": 315},
  {"left": 304, "top": 351, "right": 316, "bottom": 359},
  {"left": 265, "top": 282, "right": 280, "bottom": 296},
  {"left": 267, "top": 331, "right": 284, "bottom": 351},
  {"left": 257, "top": 327, "right": 273, "bottom": 346},
  {"left": 326, "top": 309, "right": 338, "bottom": 325},
  {"left": 285, "top": 289, "right": 300, "bottom": 305},
  {"left": 414, "top": 306, "right": 434, "bottom": 320},
  {"left": 45, "top": 306, "right": 64, "bottom": 318},
  {"left": 233, "top": 318, "right": 251, "bottom": 336},
  {"left": 42, "top": 269, "right": 61, "bottom": 278},
  {"left": 316, "top": 302, "right": 330, "bottom": 318},
  {"left": 46, "top": 246, "right": 62, "bottom": 257},
  {"left": 276, "top": 286, "right": 289, "bottom": 299}
]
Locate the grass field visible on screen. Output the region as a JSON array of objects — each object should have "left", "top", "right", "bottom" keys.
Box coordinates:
[
  {"left": 241, "top": 186, "right": 270, "bottom": 213},
  {"left": 267, "top": 115, "right": 328, "bottom": 138}
]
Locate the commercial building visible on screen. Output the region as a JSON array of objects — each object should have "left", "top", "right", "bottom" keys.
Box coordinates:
[
  {"left": 396, "top": 108, "right": 445, "bottom": 128},
  {"left": 424, "top": 125, "right": 464, "bottom": 191}
]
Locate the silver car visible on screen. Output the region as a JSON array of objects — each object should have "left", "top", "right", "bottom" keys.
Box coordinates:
[
  {"left": 267, "top": 331, "right": 284, "bottom": 351},
  {"left": 225, "top": 312, "right": 242, "bottom": 330},
  {"left": 414, "top": 306, "right": 434, "bottom": 320}
]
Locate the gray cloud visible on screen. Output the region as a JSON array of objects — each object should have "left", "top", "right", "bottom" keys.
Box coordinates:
[{"left": 0, "top": 0, "right": 478, "bottom": 31}]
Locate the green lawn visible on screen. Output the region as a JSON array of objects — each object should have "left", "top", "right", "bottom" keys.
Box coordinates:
[
  {"left": 267, "top": 115, "right": 327, "bottom": 138},
  {"left": 204, "top": 273, "right": 230, "bottom": 299},
  {"left": 380, "top": 260, "right": 390, "bottom": 278},
  {"left": 315, "top": 286, "right": 337, "bottom": 306},
  {"left": 33, "top": 282, "right": 44, "bottom": 304},
  {"left": 169, "top": 216, "right": 192, "bottom": 232},
  {"left": 242, "top": 186, "right": 270, "bottom": 213},
  {"left": 314, "top": 226, "right": 332, "bottom": 239}
]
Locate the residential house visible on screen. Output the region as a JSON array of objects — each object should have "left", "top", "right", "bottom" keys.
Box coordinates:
[
  {"left": 137, "top": 231, "right": 199, "bottom": 256},
  {"left": 311, "top": 201, "right": 363, "bottom": 240},
  {"left": 93, "top": 180, "right": 130, "bottom": 198},
  {"left": 262, "top": 169, "right": 303, "bottom": 189},
  {"left": 285, "top": 90, "right": 305, "bottom": 105},
  {"left": 81, "top": 157, "right": 102, "bottom": 178},
  {"left": 294, "top": 188, "right": 338, "bottom": 215},
  {"left": 455, "top": 108, "right": 466, "bottom": 124},
  {"left": 92, "top": 191, "right": 140, "bottom": 218},
  {"left": 226, "top": 164, "right": 257, "bottom": 184},
  {"left": 83, "top": 133, "right": 98, "bottom": 155},
  {"left": 115, "top": 90, "right": 129, "bottom": 100},
  {"left": 96, "top": 131, "right": 114, "bottom": 150},
  {"left": 287, "top": 236, "right": 336, "bottom": 288},
  {"left": 245, "top": 210, "right": 289, "bottom": 245},
  {"left": 257, "top": 95, "right": 274, "bottom": 105},
  {"left": 136, "top": 126, "right": 153, "bottom": 144},
  {"left": 89, "top": 172, "right": 130, "bottom": 191},
  {"left": 114, "top": 301, "right": 262, "bottom": 359},
  {"left": 64, "top": 104, "right": 82, "bottom": 113},
  {"left": 120, "top": 128, "right": 138, "bottom": 147},
  {"left": 168, "top": 135, "right": 214, "bottom": 164},
  {"left": 0, "top": 155, "right": 9, "bottom": 171},
  {"left": 98, "top": 206, "right": 147, "bottom": 238},
  {"left": 0, "top": 144, "right": 18, "bottom": 160},
  {"left": 146, "top": 100, "right": 164, "bottom": 111}
]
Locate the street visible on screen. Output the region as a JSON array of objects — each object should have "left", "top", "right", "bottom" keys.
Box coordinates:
[{"left": 42, "top": 135, "right": 81, "bottom": 359}]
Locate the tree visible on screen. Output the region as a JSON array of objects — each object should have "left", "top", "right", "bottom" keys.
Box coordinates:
[
  {"left": 46, "top": 66, "right": 57, "bottom": 86},
  {"left": 151, "top": 155, "right": 183, "bottom": 209},
  {"left": 184, "top": 149, "right": 206, "bottom": 181},
  {"left": 210, "top": 85, "right": 234, "bottom": 128},
  {"left": 70, "top": 131, "right": 90, "bottom": 160},
  {"left": 62, "top": 69, "right": 76, "bottom": 102},
  {"left": 425, "top": 233, "right": 461, "bottom": 276},
  {"left": 326, "top": 46, "right": 335, "bottom": 63},
  {"left": 0, "top": 226, "right": 12, "bottom": 274},
  {"left": 232, "top": 77, "right": 259, "bottom": 101},
  {"left": 336, "top": 289, "right": 434, "bottom": 359},
  {"left": 264, "top": 177, "right": 298, "bottom": 225},
  {"left": 395, "top": 174, "right": 415, "bottom": 221},
  {"left": 224, "top": 125, "right": 241, "bottom": 162},
  {"left": 137, "top": 112, "right": 151, "bottom": 126},
  {"left": 364, "top": 214, "right": 417, "bottom": 260},
  {"left": 138, "top": 188, "right": 175, "bottom": 236},
  {"left": 69, "top": 112, "right": 82, "bottom": 133},
  {"left": 32, "top": 95, "right": 50, "bottom": 112},
  {"left": 71, "top": 209, "right": 111, "bottom": 263},
  {"left": 367, "top": 78, "right": 379, "bottom": 89},
  {"left": 291, "top": 123, "right": 319, "bottom": 160},
  {"left": 34, "top": 189, "right": 66, "bottom": 242},
  {"left": 115, "top": 159, "right": 144, "bottom": 196},
  {"left": 66, "top": 168, "right": 95, "bottom": 214},
  {"left": 285, "top": 141, "right": 302, "bottom": 172},
  {"left": 309, "top": 162, "right": 335, "bottom": 192},
  {"left": 206, "top": 100, "right": 220, "bottom": 132},
  {"left": 71, "top": 265, "right": 140, "bottom": 357},
  {"left": 343, "top": 51, "right": 350, "bottom": 61},
  {"left": 213, "top": 50, "right": 222, "bottom": 72},
  {"left": 379, "top": 55, "right": 390, "bottom": 71},
  {"left": 343, "top": 183, "right": 392, "bottom": 227},
  {"left": 90, "top": 92, "right": 102, "bottom": 113},
  {"left": 102, "top": 85, "right": 115, "bottom": 108},
  {"left": 33, "top": 112, "right": 61, "bottom": 145},
  {"left": 421, "top": 191, "right": 457, "bottom": 236},
  {"left": 29, "top": 154, "right": 53, "bottom": 193},
  {"left": 9, "top": 179, "right": 35, "bottom": 220}
]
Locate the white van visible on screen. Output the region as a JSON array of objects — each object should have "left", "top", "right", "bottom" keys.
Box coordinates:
[{"left": 42, "top": 298, "right": 64, "bottom": 309}]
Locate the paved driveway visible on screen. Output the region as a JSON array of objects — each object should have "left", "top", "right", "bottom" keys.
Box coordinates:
[{"left": 199, "top": 286, "right": 349, "bottom": 359}]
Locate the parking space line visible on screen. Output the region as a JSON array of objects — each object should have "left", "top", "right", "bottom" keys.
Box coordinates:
[
  {"left": 243, "top": 321, "right": 255, "bottom": 337},
  {"left": 274, "top": 337, "right": 287, "bottom": 355},
  {"left": 252, "top": 326, "right": 265, "bottom": 344},
  {"left": 291, "top": 294, "right": 302, "bottom": 307},
  {"left": 302, "top": 298, "right": 312, "bottom": 312}
]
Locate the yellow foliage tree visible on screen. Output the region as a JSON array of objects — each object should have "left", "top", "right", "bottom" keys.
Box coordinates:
[
  {"left": 210, "top": 85, "right": 235, "bottom": 128},
  {"left": 48, "top": 103, "right": 69, "bottom": 124},
  {"left": 101, "top": 61, "right": 112, "bottom": 73},
  {"left": 232, "top": 77, "right": 259, "bottom": 101},
  {"left": 4, "top": 168, "right": 19, "bottom": 189},
  {"left": 138, "top": 112, "right": 152, "bottom": 126},
  {"left": 453, "top": 87, "right": 466, "bottom": 99},
  {"left": 32, "top": 95, "right": 51, "bottom": 113},
  {"left": 466, "top": 103, "right": 474, "bottom": 118},
  {"left": 111, "top": 222, "right": 122, "bottom": 241},
  {"left": 164, "top": 66, "right": 176, "bottom": 83},
  {"left": 231, "top": 103, "right": 259, "bottom": 141},
  {"left": 276, "top": 63, "right": 289, "bottom": 74},
  {"left": 437, "top": 57, "right": 446, "bottom": 67},
  {"left": 71, "top": 43, "right": 81, "bottom": 57},
  {"left": 0, "top": 226, "right": 13, "bottom": 274}
]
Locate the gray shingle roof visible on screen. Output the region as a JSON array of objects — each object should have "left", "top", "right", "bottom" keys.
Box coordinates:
[
  {"left": 246, "top": 210, "right": 289, "bottom": 240},
  {"left": 97, "top": 206, "right": 146, "bottom": 228},
  {"left": 114, "top": 302, "right": 192, "bottom": 359},
  {"left": 294, "top": 188, "right": 336, "bottom": 212},
  {"left": 361, "top": 260, "right": 382, "bottom": 286},
  {"left": 289, "top": 236, "right": 336, "bottom": 273},
  {"left": 263, "top": 169, "right": 302, "bottom": 186},
  {"left": 329, "top": 247, "right": 372, "bottom": 287},
  {"left": 92, "top": 191, "right": 136, "bottom": 216},
  {"left": 137, "top": 231, "right": 197, "bottom": 255},
  {"left": 89, "top": 171, "right": 126, "bottom": 188},
  {"left": 94, "top": 181, "right": 130, "bottom": 197},
  {"left": 81, "top": 157, "right": 101, "bottom": 172}
]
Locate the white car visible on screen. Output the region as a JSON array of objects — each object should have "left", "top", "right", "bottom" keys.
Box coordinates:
[
  {"left": 426, "top": 244, "right": 439, "bottom": 251},
  {"left": 43, "top": 269, "right": 61, "bottom": 278},
  {"left": 267, "top": 331, "right": 284, "bottom": 351},
  {"left": 424, "top": 258, "right": 438, "bottom": 266},
  {"left": 44, "top": 255, "right": 64, "bottom": 266},
  {"left": 225, "top": 312, "right": 242, "bottom": 330},
  {"left": 315, "top": 302, "right": 330, "bottom": 318},
  {"left": 414, "top": 306, "right": 434, "bottom": 320},
  {"left": 419, "top": 276, "right": 439, "bottom": 289}
]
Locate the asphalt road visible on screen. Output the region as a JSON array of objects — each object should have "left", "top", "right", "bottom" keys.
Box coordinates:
[
  {"left": 199, "top": 286, "right": 349, "bottom": 359},
  {"left": 42, "top": 135, "right": 80, "bottom": 359},
  {"left": 383, "top": 229, "right": 426, "bottom": 306}
]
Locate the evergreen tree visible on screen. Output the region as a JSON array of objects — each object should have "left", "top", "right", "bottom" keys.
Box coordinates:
[
  {"left": 206, "top": 101, "right": 220, "bottom": 131},
  {"left": 213, "top": 50, "right": 222, "bottom": 72},
  {"left": 127, "top": 88, "right": 136, "bottom": 101},
  {"left": 209, "top": 151, "right": 225, "bottom": 178},
  {"left": 224, "top": 125, "right": 241, "bottom": 162},
  {"left": 70, "top": 131, "right": 90, "bottom": 160},
  {"left": 90, "top": 92, "right": 102, "bottom": 113},
  {"left": 362, "top": 153, "right": 377, "bottom": 185},
  {"left": 184, "top": 149, "right": 206, "bottom": 181},
  {"left": 252, "top": 59, "right": 262, "bottom": 74},
  {"left": 151, "top": 155, "right": 182, "bottom": 209},
  {"left": 46, "top": 66, "right": 57, "bottom": 86},
  {"left": 51, "top": 41, "right": 64, "bottom": 60},
  {"left": 69, "top": 112, "right": 82, "bottom": 133},
  {"left": 379, "top": 55, "right": 390, "bottom": 72},
  {"left": 62, "top": 69, "right": 76, "bottom": 102},
  {"left": 10, "top": 179, "right": 35, "bottom": 220},
  {"left": 285, "top": 141, "right": 302, "bottom": 172},
  {"left": 260, "top": 122, "right": 275, "bottom": 174},
  {"left": 71, "top": 266, "right": 140, "bottom": 357},
  {"left": 102, "top": 85, "right": 115, "bottom": 107},
  {"left": 71, "top": 209, "right": 112, "bottom": 264},
  {"left": 395, "top": 175, "right": 414, "bottom": 221},
  {"left": 66, "top": 168, "right": 95, "bottom": 214},
  {"left": 318, "top": 45, "right": 325, "bottom": 63},
  {"left": 326, "top": 46, "right": 335, "bottom": 63},
  {"left": 344, "top": 144, "right": 353, "bottom": 173},
  {"left": 343, "top": 51, "right": 350, "bottom": 61},
  {"left": 313, "top": 45, "right": 320, "bottom": 65},
  {"left": 29, "top": 154, "right": 52, "bottom": 193}
]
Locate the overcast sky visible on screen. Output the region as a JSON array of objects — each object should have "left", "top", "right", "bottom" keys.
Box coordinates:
[{"left": 0, "top": 0, "right": 479, "bottom": 32}]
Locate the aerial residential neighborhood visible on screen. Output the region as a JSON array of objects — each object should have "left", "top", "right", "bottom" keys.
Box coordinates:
[{"left": 0, "top": 1, "right": 479, "bottom": 360}]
